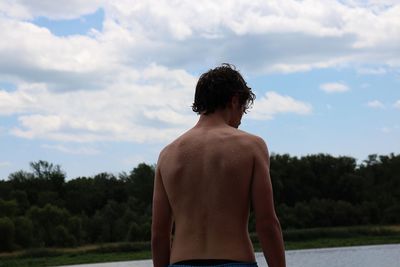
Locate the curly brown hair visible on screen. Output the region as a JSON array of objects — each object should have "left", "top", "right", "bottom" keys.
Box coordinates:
[{"left": 192, "top": 64, "right": 255, "bottom": 115}]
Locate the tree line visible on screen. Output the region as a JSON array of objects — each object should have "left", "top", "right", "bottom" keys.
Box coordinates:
[{"left": 0, "top": 153, "right": 399, "bottom": 251}]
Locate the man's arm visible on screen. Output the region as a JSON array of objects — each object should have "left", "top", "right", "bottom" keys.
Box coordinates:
[
  {"left": 151, "top": 163, "right": 173, "bottom": 267},
  {"left": 251, "top": 137, "right": 286, "bottom": 267}
]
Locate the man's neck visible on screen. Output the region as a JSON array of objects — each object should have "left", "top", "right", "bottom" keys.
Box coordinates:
[{"left": 195, "top": 110, "right": 231, "bottom": 128}]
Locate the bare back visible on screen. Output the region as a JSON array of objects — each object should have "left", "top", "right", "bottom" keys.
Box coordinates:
[{"left": 157, "top": 125, "right": 258, "bottom": 263}]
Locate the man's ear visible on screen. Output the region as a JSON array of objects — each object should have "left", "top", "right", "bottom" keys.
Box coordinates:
[{"left": 230, "top": 95, "right": 240, "bottom": 108}]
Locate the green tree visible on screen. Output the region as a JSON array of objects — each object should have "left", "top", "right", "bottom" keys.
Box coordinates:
[
  {"left": 85, "top": 212, "right": 103, "bottom": 243},
  {"left": 127, "top": 163, "right": 155, "bottom": 208},
  {"left": 0, "top": 217, "right": 15, "bottom": 251},
  {"left": 383, "top": 204, "right": 400, "bottom": 223},
  {"left": 37, "top": 191, "right": 62, "bottom": 207},
  {"left": 126, "top": 222, "right": 141, "bottom": 242},
  {"left": 28, "top": 204, "right": 71, "bottom": 246},
  {"left": 30, "top": 160, "right": 65, "bottom": 195},
  {"left": 292, "top": 202, "right": 313, "bottom": 228},
  {"left": 67, "top": 216, "right": 83, "bottom": 245},
  {"left": 14, "top": 216, "right": 33, "bottom": 248},
  {"left": 10, "top": 190, "right": 30, "bottom": 215},
  {"left": 97, "top": 200, "right": 127, "bottom": 242},
  {"left": 0, "top": 199, "right": 17, "bottom": 218},
  {"left": 64, "top": 177, "right": 97, "bottom": 215},
  {"left": 0, "top": 180, "right": 13, "bottom": 200},
  {"left": 53, "top": 225, "right": 76, "bottom": 247},
  {"left": 331, "top": 200, "right": 358, "bottom": 226}
]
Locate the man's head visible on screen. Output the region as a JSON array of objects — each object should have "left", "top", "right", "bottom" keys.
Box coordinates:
[{"left": 192, "top": 64, "right": 255, "bottom": 115}]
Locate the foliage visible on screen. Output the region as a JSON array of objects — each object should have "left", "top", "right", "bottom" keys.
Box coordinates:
[
  {"left": 0, "top": 217, "right": 15, "bottom": 251},
  {"left": 14, "top": 216, "right": 33, "bottom": 248},
  {"left": 0, "top": 154, "right": 399, "bottom": 251}
]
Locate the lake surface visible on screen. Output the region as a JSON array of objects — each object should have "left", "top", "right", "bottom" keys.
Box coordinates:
[{"left": 60, "top": 244, "right": 400, "bottom": 267}]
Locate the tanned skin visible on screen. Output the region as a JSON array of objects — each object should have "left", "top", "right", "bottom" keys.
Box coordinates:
[{"left": 152, "top": 96, "right": 286, "bottom": 267}]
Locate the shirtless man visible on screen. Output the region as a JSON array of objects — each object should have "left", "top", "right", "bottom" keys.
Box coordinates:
[{"left": 152, "top": 64, "right": 286, "bottom": 267}]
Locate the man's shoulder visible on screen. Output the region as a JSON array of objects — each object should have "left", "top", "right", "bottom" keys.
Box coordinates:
[
  {"left": 235, "top": 129, "right": 267, "bottom": 147},
  {"left": 158, "top": 140, "right": 177, "bottom": 159},
  {"left": 157, "top": 131, "right": 188, "bottom": 160}
]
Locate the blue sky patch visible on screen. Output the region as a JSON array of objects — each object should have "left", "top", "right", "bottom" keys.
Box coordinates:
[
  {"left": 0, "top": 81, "right": 17, "bottom": 91},
  {"left": 32, "top": 8, "right": 104, "bottom": 36}
]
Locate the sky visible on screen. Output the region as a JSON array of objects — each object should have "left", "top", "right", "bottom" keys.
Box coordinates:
[{"left": 0, "top": 0, "right": 399, "bottom": 180}]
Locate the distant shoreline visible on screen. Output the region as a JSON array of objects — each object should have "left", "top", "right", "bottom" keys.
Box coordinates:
[{"left": 1, "top": 225, "right": 400, "bottom": 267}]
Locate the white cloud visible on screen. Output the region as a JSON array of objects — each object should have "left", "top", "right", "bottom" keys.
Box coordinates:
[
  {"left": 108, "top": 1, "right": 400, "bottom": 71},
  {"left": 0, "top": 16, "right": 112, "bottom": 86},
  {"left": 394, "top": 100, "right": 400, "bottom": 109},
  {"left": 320, "top": 82, "right": 350, "bottom": 93},
  {"left": 3, "top": 64, "right": 197, "bottom": 143},
  {"left": 0, "top": 161, "right": 11, "bottom": 168},
  {"left": 0, "top": 0, "right": 399, "bottom": 144},
  {"left": 42, "top": 144, "right": 100, "bottom": 155},
  {"left": 0, "top": 88, "right": 37, "bottom": 115},
  {"left": 249, "top": 91, "right": 312, "bottom": 120},
  {"left": 367, "top": 100, "right": 385, "bottom": 109},
  {"left": 357, "top": 67, "right": 387, "bottom": 75},
  {"left": 0, "top": 0, "right": 399, "bottom": 83},
  {"left": 0, "top": 0, "right": 102, "bottom": 20}
]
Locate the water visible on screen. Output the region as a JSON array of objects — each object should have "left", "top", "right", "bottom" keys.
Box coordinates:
[
  {"left": 283, "top": 244, "right": 400, "bottom": 267},
  {"left": 60, "top": 244, "right": 400, "bottom": 267}
]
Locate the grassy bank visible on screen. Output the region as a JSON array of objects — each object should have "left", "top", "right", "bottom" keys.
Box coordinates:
[
  {"left": 283, "top": 225, "right": 400, "bottom": 250},
  {"left": 0, "top": 243, "right": 151, "bottom": 267},
  {"left": 0, "top": 251, "right": 151, "bottom": 267},
  {"left": 1, "top": 225, "right": 399, "bottom": 267},
  {"left": 253, "top": 224, "right": 400, "bottom": 250}
]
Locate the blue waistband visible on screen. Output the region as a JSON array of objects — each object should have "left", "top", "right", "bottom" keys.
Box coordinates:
[{"left": 169, "top": 263, "right": 258, "bottom": 267}]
